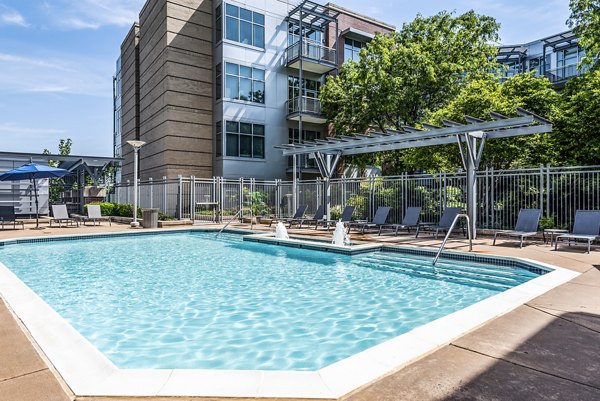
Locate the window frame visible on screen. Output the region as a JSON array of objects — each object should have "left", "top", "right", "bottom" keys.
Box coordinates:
[
  {"left": 224, "top": 120, "right": 265, "bottom": 159},
  {"left": 224, "top": 3, "right": 265, "bottom": 49},
  {"left": 224, "top": 62, "right": 265, "bottom": 104}
]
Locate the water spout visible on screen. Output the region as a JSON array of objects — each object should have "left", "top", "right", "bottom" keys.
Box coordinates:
[
  {"left": 275, "top": 222, "right": 289, "bottom": 239},
  {"left": 332, "top": 221, "right": 351, "bottom": 246}
]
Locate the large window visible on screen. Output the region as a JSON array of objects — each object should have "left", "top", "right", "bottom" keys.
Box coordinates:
[
  {"left": 215, "top": 63, "right": 222, "bottom": 100},
  {"left": 288, "top": 22, "right": 323, "bottom": 46},
  {"left": 216, "top": 121, "right": 222, "bottom": 157},
  {"left": 216, "top": 4, "right": 222, "bottom": 41},
  {"left": 556, "top": 47, "right": 580, "bottom": 79},
  {"left": 344, "top": 38, "right": 363, "bottom": 63},
  {"left": 225, "top": 62, "right": 265, "bottom": 103},
  {"left": 225, "top": 4, "right": 265, "bottom": 48},
  {"left": 289, "top": 128, "right": 321, "bottom": 143},
  {"left": 225, "top": 121, "right": 265, "bottom": 159},
  {"left": 288, "top": 76, "right": 321, "bottom": 99}
]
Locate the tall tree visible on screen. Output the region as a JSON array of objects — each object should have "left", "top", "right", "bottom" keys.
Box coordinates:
[
  {"left": 321, "top": 10, "right": 500, "bottom": 136},
  {"left": 554, "top": 68, "right": 600, "bottom": 165},
  {"left": 567, "top": 0, "right": 600, "bottom": 67}
]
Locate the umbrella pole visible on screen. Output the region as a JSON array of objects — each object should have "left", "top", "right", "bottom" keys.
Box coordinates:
[{"left": 33, "top": 177, "right": 40, "bottom": 229}]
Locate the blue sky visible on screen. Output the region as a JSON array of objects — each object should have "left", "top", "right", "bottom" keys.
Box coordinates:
[{"left": 0, "top": 0, "right": 571, "bottom": 157}]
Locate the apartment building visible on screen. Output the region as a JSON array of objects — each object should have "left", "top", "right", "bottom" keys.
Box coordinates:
[
  {"left": 497, "top": 30, "right": 590, "bottom": 87},
  {"left": 114, "top": 0, "right": 394, "bottom": 182}
]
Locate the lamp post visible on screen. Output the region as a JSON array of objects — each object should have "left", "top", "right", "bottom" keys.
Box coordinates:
[{"left": 126, "top": 140, "right": 146, "bottom": 227}]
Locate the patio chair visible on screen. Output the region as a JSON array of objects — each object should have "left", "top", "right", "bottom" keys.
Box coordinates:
[
  {"left": 49, "top": 204, "right": 79, "bottom": 228},
  {"left": 269, "top": 204, "right": 308, "bottom": 227},
  {"left": 79, "top": 204, "right": 112, "bottom": 226},
  {"left": 415, "top": 207, "right": 462, "bottom": 239},
  {"left": 0, "top": 205, "right": 24, "bottom": 230},
  {"left": 315, "top": 205, "right": 356, "bottom": 231},
  {"left": 347, "top": 206, "right": 391, "bottom": 234},
  {"left": 554, "top": 210, "right": 600, "bottom": 254},
  {"left": 288, "top": 205, "right": 324, "bottom": 228},
  {"left": 383, "top": 206, "right": 422, "bottom": 235},
  {"left": 493, "top": 209, "right": 541, "bottom": 249}
]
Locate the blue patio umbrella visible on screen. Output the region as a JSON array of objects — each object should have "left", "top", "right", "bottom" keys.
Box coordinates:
[{"left": 0, "top": 163, "right": 70, "bottom": 229}]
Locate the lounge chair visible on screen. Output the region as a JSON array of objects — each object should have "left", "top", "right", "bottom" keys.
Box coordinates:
[
  {"left": 316, "top": 205, "right": 356, "bottom": 231},
  {"left": 49, "top": 204, "right": 79, "bottom": 228},
  {"left": 493, "top": 208, "right": 541, "bottom": 248},
  {"left": 79, "top": 204, "right": 112, "bottom": 226},
  {"left": 288, "top": 205, "right": 324, "bottom": 228},
  {"left": 384, "top": 206, "right": 422, "bottom": 235},
  {"left": 0, "top": 205, "right": 24, "bottom": 230},
  {"left": 555, "top": 210, "right": 600, "bottom": 254},
  {"left": 347, "top": 206, "right": 391, "bottom": 234},
  {"left": 415, "top": 207, "right": 462, "bottom": 239},
  {"left": 269, "top": 204, "right": 308, "bottom": 227}
]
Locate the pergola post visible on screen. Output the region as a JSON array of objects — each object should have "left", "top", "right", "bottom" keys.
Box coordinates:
[{"left": 466, "top": 134, "right": 478, "bottom": 239}]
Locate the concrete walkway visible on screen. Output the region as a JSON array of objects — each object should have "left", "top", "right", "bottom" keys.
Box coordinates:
[{"left": 1, "top": 222, "right": 599, "bottom": 401}]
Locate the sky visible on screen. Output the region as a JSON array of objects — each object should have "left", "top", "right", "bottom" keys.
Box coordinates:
[{"left": 0, "top": 0, "right": 571, "bottom": 157}]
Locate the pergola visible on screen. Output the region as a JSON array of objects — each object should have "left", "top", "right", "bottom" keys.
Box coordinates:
[{"left": 275, "top": 108, "right": 553, "bottom": 238}]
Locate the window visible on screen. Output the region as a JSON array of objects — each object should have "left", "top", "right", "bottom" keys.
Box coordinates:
[
  {"left": 216, "top": 4, "right": 222, "bottom": 41},
  {"left": 557, "top": 47, "right": 579, "bottom": 79},
  {"left": 225, "top": 121, "right": 265, "bottom": 159},
  {"left": 225, "top": 4, "right": 265, "bottom": 48},
  {"left": 288, "top": 22, "right": 323, "bottom": 46},
  {"left": 216, "top": 121, "right": 222, "bottom": 157},
  {"left": 215, "top": 63, "right": 222, "bottom": 100},
  {"left": 288, "top": 76, "right": 321, "bottom": 99},
  {"left": 344, "top": 38, "right": 363, "bottom": 63},
  {"left": 289, "top": 128, "right": 321, "bottom": 143},
  {"left": 225, "top": 62, "right": 265, "bottom": 103}
]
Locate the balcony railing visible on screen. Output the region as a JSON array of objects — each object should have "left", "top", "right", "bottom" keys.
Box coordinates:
[
  {"left": 286, "top": 40, "right": 336, "bottom": 66},
  {"left": 544, "top": 64, "right": 590, "bottom": 83},
  {"left": 286, "top": 96, "right": 323, "bottom": 116},
  {"left": 287, "top": 154, "right": 318, "bottom": 170}
]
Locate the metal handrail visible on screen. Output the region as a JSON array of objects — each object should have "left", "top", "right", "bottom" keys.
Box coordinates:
[
  {"left": 216, "top": 209, "right": 243, "bottom": 237},
  {"left": 432, "top": 213, "right": 473, "bottom": 266}
]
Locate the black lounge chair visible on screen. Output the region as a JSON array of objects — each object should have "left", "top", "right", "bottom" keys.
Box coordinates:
[
  {"left": 384, "top": 206, "right": 422, "bottom": 235},
  {"left": 0, "top": 205, "right": 24, "bottom": 230},
  {"left": 289, "top": 205, "right": 325, "bottom": 228},
  {"left": 415, "top": 207, "right": 462, "bottom": 239},
  {"left": 269, "top": 204, "right": 308, "bottom": 227},
  {"left": 348, "top": 206, "right": 391, "bottom": 234},
  {"left": 316, "top": 205, "right": 356, "bottom": 231},
  {"left": 555, "top": 210, "right": 600, "bottom": 254},
  {"left": 493, "top": 208, "right": 541, "bottom": 248}
]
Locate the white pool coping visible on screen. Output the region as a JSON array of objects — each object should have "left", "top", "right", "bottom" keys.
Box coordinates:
[{"left": 0, "top": 231, "right": 579, "bottom": 399}]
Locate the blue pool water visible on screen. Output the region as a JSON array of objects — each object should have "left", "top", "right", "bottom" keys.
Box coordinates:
[{"left": 0, "top": 232, "right": 540, "bottom": 370}]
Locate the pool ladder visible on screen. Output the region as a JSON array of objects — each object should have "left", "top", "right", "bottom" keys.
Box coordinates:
[
  {"left": 216, "top": 209, "right": 244, "bottom": 237},
  {"left": 432, "top": 214, "right": 473, "bottom": 267}
]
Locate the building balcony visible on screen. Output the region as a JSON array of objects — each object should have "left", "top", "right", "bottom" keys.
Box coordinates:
[
  {"left": 286, "top": 41, "right": 337, "bottom": 74},
  {"left": 544, "top": 64, "right": 589, "bottom": 84},
  {"left": 286, "top": 96, "right": 327, "bottom": 124},
  {"left": 287, "top": 154, "right": 319, "bottom": 173}
]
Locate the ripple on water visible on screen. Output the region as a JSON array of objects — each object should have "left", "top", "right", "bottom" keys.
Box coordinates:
[{"left": 0, "top": 232, "right": 534, "bottom": 370}]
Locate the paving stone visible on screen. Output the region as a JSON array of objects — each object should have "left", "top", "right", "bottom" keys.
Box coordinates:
[
  {"left": 0, "top": 301, "right": 47, "bottom": 381},
  {"left": 453, "top": 305, "right": 600, "bottom": 389},
  {"left": 343, "top": 345, "right": 600, "bottom": 401},
  {"left": 0, "top": 370, "right": 71, "bottom": 401}
]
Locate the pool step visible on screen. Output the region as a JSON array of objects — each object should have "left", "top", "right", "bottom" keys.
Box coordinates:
[
  {"left": 363, "top": 253, "right": 536, "bottom": 281},
  {"left": 352, "top": 253, "right": 534, "bottom": 290}
]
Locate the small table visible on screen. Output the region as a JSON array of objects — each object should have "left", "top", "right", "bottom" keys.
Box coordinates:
[{"left": 543, "top": 229, "right": 569, "bottom": 246}]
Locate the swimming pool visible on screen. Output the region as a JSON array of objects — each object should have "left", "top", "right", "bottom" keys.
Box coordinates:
[
  {"left": 1, "top": 231, "right": 539, "bottom": 370},
  {"left": 0, "top": 230, "right": 578, "bottom": 399}
]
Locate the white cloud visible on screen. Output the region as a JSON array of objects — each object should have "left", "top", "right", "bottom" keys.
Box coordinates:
[
  {"left": 0, "top": 122, "right": 65, "bottom": 135},
  {"left": 0, "top": 51, "right": 111, "bottom": 97},
  {"left": 0, "top": 7, "right": 29, "bottom": 27},
  {"left": 44, "top": 0, "right": 145, "bottom": 30}
]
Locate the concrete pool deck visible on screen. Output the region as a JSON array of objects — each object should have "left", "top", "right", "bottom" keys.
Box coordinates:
[{"left": 0, "top": 221, "right": 599, "bottom": 401}]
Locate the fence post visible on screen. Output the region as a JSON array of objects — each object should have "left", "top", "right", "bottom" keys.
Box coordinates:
[
  {"left": 149, "top": 177, "right": 153, "bottom": 209},
  {"left": 239, "top": 177, "right": 244, "bottom": 220},
  {"left": 162, "top": 176, "right": 167, "bottom": 216},
  {"left": 490, "top": 168, "right": 495, "bottom": 228},
  {"left": 546, "top": 164, "right": 551, "bottom": 218},
  {"left": 484, "top": 167, "right": 489, "bottom": 229},
  {"left": 191, "top": 175, "right": 196, "bottom": 222},
  {"left": 126, "top": 180, "right": 130, "bottom": 205},
  {"left": 177, "top": 175, "right": 183, "bottom": 220},
  {"left": 539, "top": 164, "right": 545, "bottom": 216}
]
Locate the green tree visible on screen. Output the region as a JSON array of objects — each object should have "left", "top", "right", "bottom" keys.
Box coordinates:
[
  {"left": 554, "top": 68, "right": 600, "bottom": 165},
  {"left": 567, "top": 0, "right": 600, "bottom": 67},
  {"left": 401, "top": 73, "right": 562, "bottom": 171},
  {"left": 321, "top": 10, "right": 500, "bottom": 135},
  {"left": 42, "top": 138, "right": 73, "bottom": 202}
]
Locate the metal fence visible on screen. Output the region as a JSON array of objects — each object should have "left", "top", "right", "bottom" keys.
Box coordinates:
[{"left": 108, "top": 165, "right": 600, "bottom": 230}]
